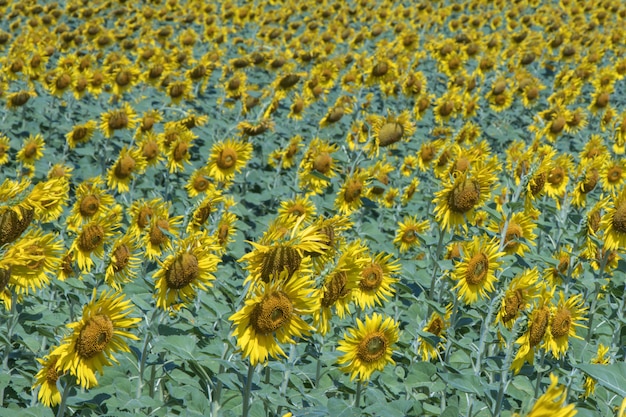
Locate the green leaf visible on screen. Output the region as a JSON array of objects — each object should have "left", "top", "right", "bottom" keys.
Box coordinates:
[
  {"left": 576, "top": 363, "right": 626, "bottom": 397},
  {"left": 437, "top": 371, "right": 483, "bottom": 395},
  {"left": 327, "top": 398, "right": 361, "bottom": 417}
]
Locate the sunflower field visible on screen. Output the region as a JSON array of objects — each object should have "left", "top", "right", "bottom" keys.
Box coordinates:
[{"left": 1, "top": 0, "right": 626, "bottom": 416}]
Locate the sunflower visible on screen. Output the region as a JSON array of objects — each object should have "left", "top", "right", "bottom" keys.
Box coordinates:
[
  {"left": 136, "top": 132, "right": 164, "bottom": 167},
  {"left": 600, "top": 158, "right": 626, "bottom": 194},
  {"left": 165, "top": 131, "right": 195, "bottom": 174},
  {"left": 32, "top": 354, "right": 62, "bottom": 407},
  {"left": 364, "top": 50, "right": 399, "bottom": 87},
  {"left": 417, "top": 304, "right": 452, "bottom": 362},
  {"left": 582, "top": 344, "right": 610, "bottom": 398},
  {"left": 51, "top": 289, "right": 140, "bottom": 389},
  {"left": 544, "top": 154, "right": 574, "bottom": 202},
  {"left": 337, "top": 312, "right": 399, "bottom": 382},
  {"left": 70, "top": 208, "right": 121, "bottom": 273},
  {"left": 66, "top": 120, "right": 98, "bottom": 149},
  {"left": 126, "top": 198, "right": 169, "bottom": 243},
  {"left": 495, "top": 269, "right": 543, "bottom": 328},
  {"left": 416, "top": 140, "right": 443, "bottom": 172},
  {"left": 600, "top": 188, "right": 626, "bottom": 251},
  {"left": 99, "top": 102, "right": 138, "bottom": 138},
  {"left": 313, "top": 240, "right": 369, "bottom": 336},
  {"left": 106, "top": 146, "right": 147, "bottom": 193},
  {"left": 401, "top": 178, "right": 420, "bottom": 205},
  {"left": 319, "top": 96, "right": 353, "bottom": 128},
  {"left": 2, "top": 229, "right": 63, "bottom": 295},
  {"left": 143, "top": 211, "right": 184, "bottom": 260},
  {"left": 335, "top": 169, "right": 370, "bottom": 216},
  {"left": 367, "top": 110, "right": 415, "bottom": 156},
  {"left": 47, "top": 67, "right": 74, "bottom": 98},
  {"left": 240, "top": 219, "right": 328, "bottom": 285},
  {"left": 105, "top": 235, "right": 141, "bottom": 290},
  {"left": 0, "top": 135, "right": 10, "bottom": 165},
  {"left": 298, "top": 138, "right": 339, "bottom": 195},
  {"left": 185, "top": 167, "right": 215, "bottom": 198},
  {"left": 489, "top": 212, "right": 537, "bottom": 256},
  {"left": 154, "top": 232, "right": 221, "bottom": 310},
  {"left": 17, "top": 133, "right": 45, "bottom": 167},
  {"left": 167, "top": 79, "right": 194, "bottom": 104},
  {"left": 353, "top": 252, "right": 400, "bottom": 310},
  {"left": 67, "top": 177, "right": 116, "bottom": 232},
  {"left": 433, "top": 165, "right": 497, "bottom": 232},
  {"left": 545, "top": 292, "right": 588, "bottom": 359},
  {"left": 186, "top": 190, "right": 225, "bottom": 233},
  {"left": 277, "top": 195, "right": 316, "bottom": 224},
  {"left": 215, "top": 211, "right": 238, "bottom": 253},
  {"left": 270, "top": 135, "right": 303, "bottom": 170},
  {"left": 518, "top": 374, "right": 577, "bottom": 417},
  {"left": 571, "top": 162, "right": 603, "bottom": 208},
  {"left": 511, "top": 289, "right": 553, "bottom": 374},
  {"left": 452, "top": 236, "right": 503, "bottom": 305},
  {"left": 107, "top": 65, "right": 141, "bottom": 97},
  {"left": 229, "top": 272, "right": 319, "bottom": 365},
  {"left": 207, "top": 138, "right": 253, "bottom": 185},
  {"left": 5, "top": 90, "right": 36, "bottom": 110},
  {"left": 393, "top": 215, "right": 429, "bottom": 253}
]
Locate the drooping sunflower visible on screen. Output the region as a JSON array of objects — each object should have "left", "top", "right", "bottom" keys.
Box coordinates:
[
  {"left": 154, "top": 232, "right": 221, "bottom": 310},
  {"left": 432, "top": 165, "right": 497, "bottom": 232},
  {"left": 495, "top": 268, "right": 543, "bottom": 328},
  {"left": 229, "top": 272, "right": 319, "bottom": 365},
  {"left": 106, "top": 146, "right": 147, "bottom": 193},
  {"left": 165, "top": 130, "right": 195, "bottom": 173},
  {"left": 393, "top": 215, "right": 429, "bottom": 253},
  {"left": 451, "top": 236, "right": 503, "bottom": 305},
  {"left": 546, "top": 292, "right": 587, "bottom": 359},
  {"left": 367, "top": 110, "right": 415, "bottom": 156},
  {"left": 489, "top": 212, "right": 537, "bottom": 256},
  {"left": 32, "top": 354, "right": 62, "bottom": 407},
  {"left": 335, "top": 169, "right": 370, "bottom": 216},
  {"left": 186, "top": 189, "right": 225, "bottom": 233},
  {"left": 104, "top": 235, "right": 141, "bottom": 290},
  {"left": 51, "top": 289, "right": 140, "bottom": 389},
  {"left": 511, "top": 289, "right": 553, "bottom": 374},
  {"left": 99, "top": 102, "right": 138, "bottom": 138},
  {"left": 137, "top": 132, "right": 164, "bottom": 167},
  {"left": 353, "top": 252, "right": 400, "bottom": 309},
  {"left": 337, "top": 312, "right": 399, "bottom": 382},
  {"left": 417, "top": 304, "right": 452, "bottom": 362},
  {"left": 313, "top": 240, "right": 370, "bottom": 336},
  {"left": 6, "top": 90, "right": 36, "bottom": 110},
  {"left": 17, "top": 133, "right": 45, "bottom": 167},
  {"left": 571, "top": 162, "right": 602, "bottom": 208},
  {"left": 214, "top": 211, "right": 238, "bottom": 253},
  {"left": 600, "top": 188, "right": 626, "bottom": 251},
  {"left": 207, "top": 138, "right": 253, "bottom": 185},
  {"left": 544, "top": 153, "right": 574, "bottom": 203}
]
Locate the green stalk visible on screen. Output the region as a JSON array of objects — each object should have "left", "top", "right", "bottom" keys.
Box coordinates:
[
  {"left": 56, "top": 377, "right": 73, "bottom": 417},
  {"left": 354, "top": 379, "right": 363, "bottom": 408},
  {"left": 242, "top": 362, "right": 256, "bottom": 417},
  {"left": 428, "top": 227, "right": 446, "bottom": 305},
  {"left": 0, "top": 293, "right": 18, "bottom": 408},
  {"left": 493, "top": 322, "right": 519, "bottom": 416}
]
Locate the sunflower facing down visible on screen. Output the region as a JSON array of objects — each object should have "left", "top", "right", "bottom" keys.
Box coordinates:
[
  {"left": 51, "top": 289, "right": 140, "bottom": 389},
  {"left": 153, "top": 233, "right": 221, "bottom": 310},
  {"left": 335, "top": 169, "right": 370, "bottom": 216},
  {"left": 489, "top": 211, "right": 537, "bottom": 256},
  {"left": 99, "top": 102, "right": 138, "bottom": 138},
  {"left": 451, "top": 236, "right": 503, "bottom": 305},
  {"left": 367, "top": 110, "right": 415, "bottom": 156},
  {"left": 417, "top": 304, "right": 452, "bottom": 362},
  {"left": 32, "top": 354, "right": 62, "bottom": 407},
  {"left": 207, "top": 138, "right": 253, "bottom": 185},
  {"left": 337, "top": 312, "right": 399, "bottom": 382},
  {"left": 495, "top": 268, "right": 543, "bottom": 328},
  {"left": 104, "top": 235, "right": 141, "bottom": 290},
  {"left": 229, "top": 273, "right": 319, "bottom": 365}
]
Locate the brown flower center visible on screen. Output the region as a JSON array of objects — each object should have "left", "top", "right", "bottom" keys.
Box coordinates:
[
  {"left": 76, "top": 314, "right": 113, "bottom": 359},
  {"left": 502, "top": 289, "right": 524, "bottom": 322},
  {"left": 250, "top": 291, "right": 293, "bottom": 334},
  {"left": 46, "top": 357, "right": 59, "bottom": 384},
  {"left": 0, "top": 267, "right": 11, "bottom": 292},
  {"left": 313, "top": 152, "right": 332, "bottom": 174},
  {"left": 10, "top": 92, "right": 31, "bottom": 107},
  {"left": 378, "top": 122, "right": 404, "bottom": 146},
  {"left": 607, "top": 166, "right": 622, "bottom": 184},
  {"left": 448, "top": 179, "right": 480, "bottom": 213},
  {"left": 550, "top": 308, "right": 572, "bottom": 338},
  {"left": 114, "top": 154, "right": 136, "bottom": 179},
  {"left": 193, "top": 175, "right": 209, "bottom": 192},
  {"left": 360, "top": 263, "right": 383, "bottom": 290},
  {"left": 173, "top": 141, "right": 188, "bottom": 161},
  {"left": 465, "top": 252, "right": 489, "bottom": 285},
  {"left": 112, "top": 244, "right": 131, "bottom": 272},
  {"left": 504, "top": 223, "right": 523, "bottom": 251},
  {"left": 165, "top": 253, "right": 199, "bottom": 289},
  {"left": 79, "top": 194, "right": 100, "bottom": 217},
  {"left": 216, "top": 147, "right": 237, "bottom": 170},
  {"left": 357, "top": 332, "right": 387, "bottom": 363},
  {"left": 217, "top": 223, "right": 230, "bottom": 245},
  {"left": 56, "top": 73, "right": 71, "bottom": 90},
  {"left": 612, "top": 201, "right": 626, "bottom": 233},
  {"left": 137, "top": 206, "right": 153, "bottom": 229},
  {"left": 581, "top": 169, "right": 599, "bottom": 193},
  {"left": 548, "top": 167, "right": 565, "bottom": 186},
  {"left": 142, "top": 140, "right": 159, "bottom": 161},
  {"left": 401, "top": 228, "right": 418, "bottom": 244},
  {"left": 529, "top": 306, "right": 550, "bottom": 347},
  {"left": 23, "top": 142, "right": 38, "bottom": 158},
  {"left": 279, "top": 74, "right": 300, "bottom": 89},
  {"left": 108, "top": 111, "right": 129, "bottom": 130},
  {"left": 321, "top": 271, "right": 349, "bottom": 307},
  {"left": 530, "top": 172, "right": 547, "bottom": 196},
  {"left": 325, "top": 107, "right": 344, "bottom": 123},
  {"left": 260, "top": 245, "right": 302, "bottom": 283},
  {"left": 149, "top": 218, "right": 171, "bottom": 246},
  {"left": 426, "top": 316, "right": 444, "bottom": 336},
  {"left": 420, "top": 145, "right": 435, "bottom": 163},
  {"left": 371, "top": 62, "right": 388, "bottom": 77},
  {"left": 78, "top": 225, "right": 105, "bottom": 252}
]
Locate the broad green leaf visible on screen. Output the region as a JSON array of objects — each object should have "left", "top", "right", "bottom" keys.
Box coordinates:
[{"left": 576, "top": 363, "right": 626, "bottom": 397}]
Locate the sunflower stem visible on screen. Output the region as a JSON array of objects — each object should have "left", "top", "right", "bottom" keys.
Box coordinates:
[
  {"left": 492, "top": 322, "right": 518, "bottom": 416},
  {"left": 354, "top": 379, "right": 363, "bottom": 408},
  {"left": 427, "top": 226, "right": 446, "bottom": 307},
  {"left": 474, "top": 293, "right": 498, "bottom": 376},
  {"left": 0, "top": 294, "right": 18, "bottom": 408},
  {"left": 56, "top": 376, "right": 73, "bottom": 417},
  {"left": 533, "top": 350, "right": 547, "bottom": 398},
  {"left": 242, "top": 361, "right": 255, "bottom": 417}
]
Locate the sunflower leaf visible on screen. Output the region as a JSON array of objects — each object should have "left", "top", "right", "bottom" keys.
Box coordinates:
[{"left": 575, "top": 363, "right": 626, "bottom": 397}]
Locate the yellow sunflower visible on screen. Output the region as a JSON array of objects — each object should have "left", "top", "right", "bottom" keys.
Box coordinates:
[
  {"left": 69, "top": 208, "right": 121, "bottom": 273},
  {"left": 337, "top": 312, "right": 399, "bottom": 381},
  {"left": 66, "top": 120, "right": 98, "bottom": 149},
  {"left": 417, "top": 304, "right": 452, "bottom": 362},
  {"left": 99, "top": 102, "right": 138, "bottom": 138},
  {"left": 67, "top": 177, "right": 116, "bottom": 232},
  {"left": 143, "top": 211, "right": 184, "bottom": 260},
  {"left": 546, "top": 292, "right": 587, "bottom": 359},
  {"left": 50, "top": 289, "right": 140, "bottom": 389},
  {"left": 600, "top": 188, "right": 626, "bottom": 251},
  {"left": 165, "top": 131, "right": 195, "bottom": 173},
  {"left": 32, "top": 354, "right": 62, "bottom": 407},
  {"left": 104, "top": 235, "right": 141, "bottom": 290},
  {"left": 582, "top": 344, "right": 610, "bottom": 398},
  {"left": 489, "top": 212, "right": 537, "bottom": 256},
  {"left": 433, "top": 165, "right": 497, "bottom": 232},
  {"left": 451, "top": 236, "right": 503, "bottom": 305},
  {"left": 277, "top": 195, "right": 317, "bottom": 224},
  {"left": 298, "top": 138, "right": 339, "bottom": 195},
  {"left": 335, "top": 169, "right": 370, "bottom": 216},
  {"left": 214, "top": 211, "right": 238, "bottom": 253},
  {"left": 0, "top": 134, "right": 10, "bottom": 165},
  {"left": 393, "top": 215, "right": 429, "bottom": 253},
  {"left": 154, "top": 232, "right": 221, "bottom": 310},
  {"left": 495, "top": 268, "right": 543, "bottom": 328},
  {"left": 313, "top": 240, "right": 370, "bottom": 336},
  {"left": 126, "top": 198, "right": 169, "bottom": 243},
  {"left": 106, "top": 146, "right": 147, "bottom": 193},
  {"left": 16, "top": 133, "right": 45, "bottom": 167},
  {"left": 353, "top": 252, "right": 400, "bottom": 309},
  {"left": 367, "top": 110, "right": 415, "bottom": 156},
  {"left": 186, "top": 190, "right": 225, "bottom": 233},
  {"left": 511, "top": 289, "right": 553, "bottom": 374},
  {"left": 207, "top": 138, "right": 253, "bottom": 185},
  {"left": 600, "top": 158, "right": 626, "bottom": 194},
  {"left": 518, "top": 374, "right": 577, "bottom": 417},
  {"left": 229, "top": 272, "right": 319, "bottom": 365}
]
